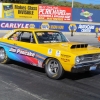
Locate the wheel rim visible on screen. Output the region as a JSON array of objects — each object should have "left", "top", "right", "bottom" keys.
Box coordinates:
[
  {"left": 0, "top": 49, "right": 5, "bottom": 60},
  {"left": 48, "top": 60, "right": 59, "bottom": 75}
]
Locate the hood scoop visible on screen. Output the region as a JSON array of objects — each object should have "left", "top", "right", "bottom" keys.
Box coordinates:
[
  {"left": 71, "top": 44, "right": 88, "bottom": 49},
  {"left": 60, "top": 42, "right": 88, "bottom": 49}
]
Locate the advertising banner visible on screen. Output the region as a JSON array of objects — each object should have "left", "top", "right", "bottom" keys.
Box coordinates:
[
  {"left": 0, "top": 21, "right": 67, "bottom": 31},
  {"left": 0, "top": 21, "right": 100, "bottom": 33},
  {"left": 2, "top": 3, "right": 14, "bottom": 18},
  {"left": 2, "top": 3, "right": 38, "bottom": 19},
  {"left": 14, "top": 4, "right": 38, "bottom": 19},
  {"left": 38, "top": 5, "right": 72, "bottom": 21},
  {"left": 77, "top": 24, "right": 95, "bottom": 32},
  {"left": 72, "top": 8, "right": 100, "bottom": 22},
  {"left": 0, "top": 21, "right": 41, "bottom": 30}
]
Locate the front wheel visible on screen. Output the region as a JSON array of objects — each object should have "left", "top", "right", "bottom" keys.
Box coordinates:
[
  {"left": 45, "top": 58, "right": 65, "bottom": 79},
  {"left": 0, "top": 48, "right": 10, "bottom": 64}
]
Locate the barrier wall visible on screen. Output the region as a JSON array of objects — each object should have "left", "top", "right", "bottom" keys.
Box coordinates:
[
  {"left": 0, "top": 20, "right": 100, "bottom": 33},
  {"left": 0, "top": 3, "right": 100, "bottom": 34}
]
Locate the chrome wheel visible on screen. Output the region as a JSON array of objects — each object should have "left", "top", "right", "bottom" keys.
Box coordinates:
[
  {"left": 48, "top": 60, "right": 59, "bottom": 75},
  {"left": 0, "top": 49, "right": 5, "bottom": 59},
  {"left": 45, "top": 58, "right": 65, "bottom": 79}
]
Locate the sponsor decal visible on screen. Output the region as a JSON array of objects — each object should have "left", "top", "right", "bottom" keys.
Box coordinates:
[
  {"left": 61, "top": 44, "right": 68, "bottom": 47},
  {"left": 29, "top": 24, "right": 35, "bottom": 28},
  {"left": 61, "top": 54, "right": 71, "bottom": 58},
  {"left": 50, "top": 24, "right": 64, "bottom": 30},
  {"left": 80, "top": 9, "right": 93, "bottom": 22},
  {"left": 9, "top": 48, "right": 35, "bottom": 57},
  {"left": 68, "top": 24, "right": 77, "bottom": 32},
  {"left": 38, "top": 60, "right": 43, "bottom": 67},
  {"left": 40, "top": 22, "right": 64, "bottom": 30},
  {"left": 48, "top": 49, "right": 52, "bottom": 55},
  {"left": 61, "top": 58, "right": 70, "bottom": 62},
  {"left": 78, "top": 24, "right": 95, "bottom": 32},
  {"left": 3, "top": 3, "right": 14, "bottom": 18},
  {"left": 35, "top": 54, "right": 45, "bottom": 60},
  {"left": 0, "top": 23, "right": 35, "bottom": 29},
  {"left": 40, "top": 22, "right": 50, "bottom": 29},
  {"left": 55, "top": 50, "right": 61, "bottom": 57}
]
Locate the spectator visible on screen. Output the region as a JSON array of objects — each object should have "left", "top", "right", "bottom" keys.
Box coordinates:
[
  {"left": 95, "top": 27, "right": 99, "bottom": 38},
  {"left": 71, "top": 25, "right": 75, "bottom": 37}
]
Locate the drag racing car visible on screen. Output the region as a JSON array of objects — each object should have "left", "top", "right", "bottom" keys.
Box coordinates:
[{"left": 0, "top": 28, "right": 100, "bottom": 79}]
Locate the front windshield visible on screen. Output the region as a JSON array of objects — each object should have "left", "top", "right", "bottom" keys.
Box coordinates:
[{"left": 35, "top": 31, "right": 68, "bottom": 43}]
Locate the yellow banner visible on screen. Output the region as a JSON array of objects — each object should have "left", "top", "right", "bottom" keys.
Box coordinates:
[
  {"left": 2, "top": 3, "right": 38, "bottom": 19},
  {"left": 14, "top": 4, "right": 38, "bottom": 19}
]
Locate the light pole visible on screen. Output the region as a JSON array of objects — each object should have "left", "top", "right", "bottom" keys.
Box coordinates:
[{"left": 72, "top": 0, "right": 74, "bottom": 8}]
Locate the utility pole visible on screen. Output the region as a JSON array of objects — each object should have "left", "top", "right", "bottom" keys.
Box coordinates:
[{"left": 72, "top": 0, "right": 74, "bottom": 8}]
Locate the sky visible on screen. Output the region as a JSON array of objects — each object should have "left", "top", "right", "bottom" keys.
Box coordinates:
[{"left": 67, "top": 0, "right": 100, "bottom": 5}]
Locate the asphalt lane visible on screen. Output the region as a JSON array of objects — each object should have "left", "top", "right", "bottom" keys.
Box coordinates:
[{"left": 0, "top": 34, "right": 100, "bottom": 100}]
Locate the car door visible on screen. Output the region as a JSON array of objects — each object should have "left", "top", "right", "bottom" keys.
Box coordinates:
[
  {"left": 5, "top": 30, "right": 39, "bottom": 66},
  {"left": 0, "top": 30, "right": 22, "bottom": 62},
  {"left": 14, "top": 31, "right": 39, "bottom": 66}
]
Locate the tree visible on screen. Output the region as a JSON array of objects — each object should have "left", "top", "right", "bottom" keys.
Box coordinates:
[
  {"left": 28, "top": 0, "right": 41, "bottom": 4},
  {"left": 1, "top": 0, "right": 100, "bottom": 9}
]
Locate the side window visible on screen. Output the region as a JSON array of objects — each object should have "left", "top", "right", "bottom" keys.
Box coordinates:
[
  {"left": 56, "top": 33, "right": 61, "bottom": 41},
  {"left": 19, "top": 31, "right": 36, "bottom": 43},
  {"left": 8, "top": 31, "right": 21, "bottom": 41}
]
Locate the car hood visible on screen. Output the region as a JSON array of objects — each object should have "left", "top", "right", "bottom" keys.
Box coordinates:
[{"left": 39, "top": 42, "right": 100, "bottom": 56}]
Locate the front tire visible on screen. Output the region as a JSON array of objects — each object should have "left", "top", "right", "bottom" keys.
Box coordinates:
[
  {"left": 0, "top": 48, "right": 10, "bottom": 64},
  {"left": 45, "top": 58, "right": 65, "bottom": 79}
]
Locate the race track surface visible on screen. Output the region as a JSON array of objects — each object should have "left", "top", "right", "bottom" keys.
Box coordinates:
[{"left": 0, "top": 34, "right": 100, "bottom": 100}]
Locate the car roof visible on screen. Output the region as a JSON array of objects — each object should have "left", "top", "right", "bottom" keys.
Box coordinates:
[{"left": 14, "top": 28, "right": 59, "bottom": 32}]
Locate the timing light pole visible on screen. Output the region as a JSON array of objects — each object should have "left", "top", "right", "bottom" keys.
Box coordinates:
[{"left": 72, "top": 0, "right": 74, "bottom": 8}]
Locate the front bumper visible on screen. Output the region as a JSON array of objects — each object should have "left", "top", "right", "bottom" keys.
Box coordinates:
[{"left": 71, "top": 60, "right": 100, "bottom": 73}]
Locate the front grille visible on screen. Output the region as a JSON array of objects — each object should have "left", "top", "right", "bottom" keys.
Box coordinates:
[{"left": 80, "top": 54, "right": 100, "bottom": 62}]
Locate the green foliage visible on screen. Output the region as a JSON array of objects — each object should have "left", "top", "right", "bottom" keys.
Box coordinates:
[
  {"left": 41, "top": 0, "right": 100, "bottom": 9},
  {"left": 2, "top": 0, "right": 100, "bottom": 9}
]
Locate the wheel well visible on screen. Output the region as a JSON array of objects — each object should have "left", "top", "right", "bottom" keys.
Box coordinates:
[
  {"left": 0, "top": 47, "right": 5, "bottom": 51},
  {"left": 0, "top": 47, "right": 5, "bottom": 50},
  {"left": 0, "top": 47, "right": 3, "bottom": 49},
  {"left": 42, "top": 57, "right": 59, "bottom": 68}
]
